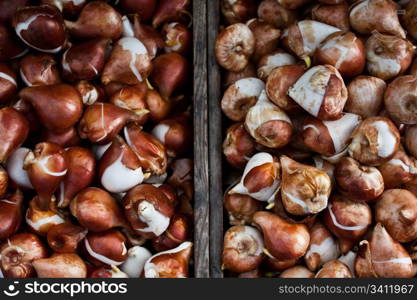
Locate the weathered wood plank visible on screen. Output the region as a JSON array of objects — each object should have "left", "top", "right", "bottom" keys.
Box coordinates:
[
  {"left": 193, "top": 0, "right": 210, "bottom": 278},
  {"left": 207, "top": 0, "right": 224, "bottom": 278}
]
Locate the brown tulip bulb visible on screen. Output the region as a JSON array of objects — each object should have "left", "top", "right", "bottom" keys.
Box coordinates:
[
  {"left": 65, "top": 1, "right": 122, "bottom": 41},
  {"left": 23, "top": 142, "right": 68, "bottom": 210},
  {"left": 403, "top": 0, "right": 417, "bottom": 40},
  {"left": 143, "top": 241, "right": 192, "bottom": 278},
  {"left": 302, "top": 113, "right": 361, "bottom": 157},
  {"left": 282, "top": 21, "right": 340, "bottom": 60},
  {"left": 305, "top": 221, "right": 340, "bottom": 272},
  {"left": 221, "top": 77, "right": 265, "bottom": 122},
  {"left": 315, "top": 260, "right": 352, "bottom": 278},
  {"left": 215, "top": 23, "right": 255, "bottom": 72},
  {"left": 20, "top": 84, "right": 83, "bottom": 133},
  {"left": 78, "top": 102, "right": 145, "bottom": 144},
  {"left": 266, "top": 257, "right": 298, "bottom": 272},
  {"left": 25, "top": 196, "right": 65, "bottom": 236},
  {"left": 118, "top": 0, "right": 156, "bottom": 21},
  {"left": 348, "top": 117, "right": 400, "bottom": 166},
  {"left": 257, "top": 0, "right": 298, "bottom": 29},
  {"left": 119, "top": 246, "right": 151, "bottom": 277},
  {"left": 19, "top": 53, "right": 61, "bottom": 87},
  {"left": 221, "top": 0, "right": 257, "bottom": 25},
  {"left": 384, "top": 76, "right": 417, "bottom": 125},
  {"left": 152, "top": 0, "right": 191, "bottom": 28},
  {"left": 33, "top": 253, "right": 87, "bottom": 278},
  {"left": 12, "top": 98, "right": 41, "bottom": 133},
  {"left": 47, "top": 223, "right": 87, "bottom": 253},
  {"left": 151, "top": 116, "right": 191, "bottom": 157},
  {"left": 349, "top": 0, "right": 406, "bottom": 38},
  {"left": 0, "top": 63, "right": 17, "bottom": 104},
  {"left": 0, "top": 108, "right": 29, "bottom": 163},
  {"left": 0, "top": 190, "right": 23, "bottom": 240},
  {"left": 223, "top": 123, "right": 256, "bottom": 170},
  {"left": 57, "top": 147, "right": 95, "bottom": 208},
  {"left": 98, "top": 136, "right": 146, "bottom": 193},
  {"left": 152, "top": 214, "right": 191, "bottom": 252},
  {"left": 222, "top": 225, "right": 264, "bottom": 273},
  {"left": 288, "top": 64, "right": 347, "bottom": 121},
  {"left": 245, "top": 91, "right": 293, "bottom": 148},
  {"left": 378, "top": 147, "right": 417, "bottom": 189},
  {"left": 123, "top": 184, "right": 174, "bottom": 239},
  {"left": 345, "top": 75, "right": 386, "bottom": 118},
  {"left": 150, "top": 53, "right": 189, "bottom": 99},
  {"left": 84, "top": 229, "right": 128, "bottom": 266},
  {"left": 266, "top": 64, "right": 304, "bottom": 112},
  {"left": 247, "top": 19, "right": 281, "bottom": 64},
  {"left": 109, "top": 85, "right": 149, "bottom": 125},
  {"left": 355, "top": 223, "right": 413, "bottom": 278},
  {"left": 375, "top": 189, "right": 417, "bottom": 243},
  {"left": 0, "top": 233, "right": 48, "bottom": 278},
  {"left": 315, "top": 31, "right": 365, "bottom": 77},
  {"left": 253, "top": 211, "right": 310, "bottom": 260},
  {"left": 124, "top": 123, "right": 168, "bottom": 175},
  {"left": 323, "top": 195, "right": 372, "bottom": 253},
  {"left": 229, "top": 152, "right": 280, "bottom": 203},
  {"left": 62, "top": 38, "right": 111, "bottom": 82},
  {"left": 70, "top": 187, "right": 126, "bottom": 232},
  {"left": 13, "top": 5, "right": 66, "bottom": 53},
  {"left": 365, "top": 33, "right": 414, "bottom": 80},
  {"left": 311, "top": 3, "right": 350, "bottom": 31},
  {"left": 162, "top": 22, "right": 192, "bottom": 55},
  {"left": 102, "top": 37, "right": 152, "bottom": 85},
  {"left": 280, "top": 155, "right": 331, "bottom": 216},
  {"left": 335, "top": 157, "right": 384, "bottom": 202}
]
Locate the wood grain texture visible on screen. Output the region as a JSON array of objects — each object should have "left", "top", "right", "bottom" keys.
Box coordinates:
[
  {"left": 193, "top": 0, "right": 210, "bottom": 278},
  {"left": 207, "top": 0, "right": 224, "bottom": 278}
]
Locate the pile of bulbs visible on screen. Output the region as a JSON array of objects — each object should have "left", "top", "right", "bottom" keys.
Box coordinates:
[
  {"left": 217, "top": 0, "right": 417, "bottom": 278},
  {"left": 0, "top": 0, "right": 194, "bottom": 278}
]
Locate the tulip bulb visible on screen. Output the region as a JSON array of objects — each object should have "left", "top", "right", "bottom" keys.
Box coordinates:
[
  {"left": 123, "top": 184, "right": 174, "bottom": 238},
  {"left": 98, "top": 136, "right": 146, "bottom": 193},
  {"left": 25, "top": 196, "right": 65, "bottom": 236},
  {"left": 229, "top": 152, "right": 280, "bottom": 203},
  {"left": 143, "top": 241, "right": 192, "bottom": 278},
  {"left": 245, "top": 90, "right": 292, "bottom": 148},
  {"left": 19, "top": 84, "right": 83, "bottom": 133},
  {"left": 0, "top": 233, "right": 48, "bottom": 278},
  {"left": 222, "top": 225, "right": 264, "bottom": 273},
  {"left": 355, "top": 223, "right": 413, "bottom": 278},
  {"left": 102, "top": 37, "right": 151, "bottom": 85},
  {"left": 47, "top": 223, "right": 87, "bottom": 253},
  {"left": 13, "top": 5, "right": 66, "bottom": 53},
  {"left": 65, "top": 1, "right": 122, "bottom": 41},
  {"left": 70, "top": 187, "right": 127, "bottom": 232},
  {"left": 280, "top": 155, "right": 331, "bottom": 216},
  {"left": 24, "top": 142, "right": 68, "bottom": 210},
  {"left": 253, "top": 211, "right": 310, "bottom": 260},
  {"left": 33, "top": 253, "right": 87, "bottom": 278},
  {"left": 288, "top": 65, "right": 348, "bottom": 121}
]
